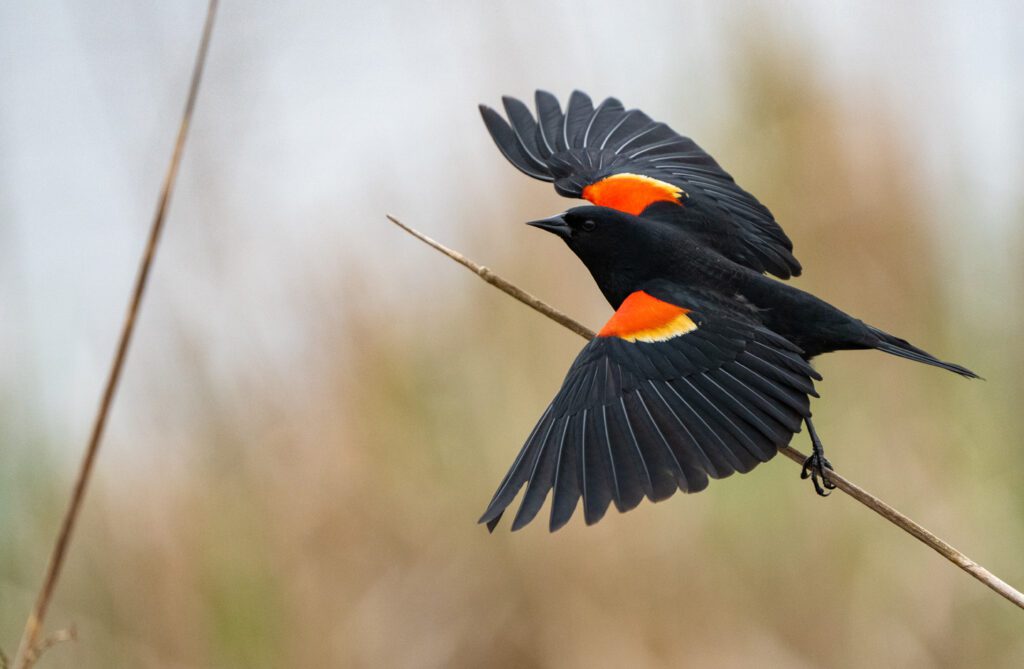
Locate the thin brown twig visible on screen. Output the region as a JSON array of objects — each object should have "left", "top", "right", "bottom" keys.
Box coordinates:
[
  {"left": 386, "top": 213, "right": 1024, "bottom": 612},
  {"left": 12, "top": 3, "right": 220, "bottom": 667},
  {"left": 386, "top": 215, "right": 594, "bottom": 340}
]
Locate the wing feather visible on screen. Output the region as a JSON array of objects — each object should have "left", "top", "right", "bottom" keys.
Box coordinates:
[
  {"left": 482, "top": 287, "right": 819, "bottom": 531},
  {"left": 480, "top": 91, "right": 802, "bottom": 278},
  {"left": 563, "top": 90, "right": 595, "bottom": 150},
  {"left": 607, "top": 398, "right": 655, "bottom": 505},
  {"left": 644, "top": 380, "right": 715, "bottom": 486},
  {"left": 533, "top": 90, "right": 563, "bottom": 157},
  {"left": 550, "top": 414, "right": 582, "bottom": 531},
  {"left": 581, "top": 408, "right": 616, "bottom": 524},
  {"left": 500, "top": 96, "right": 546, "bottom": 169},
  {"left": 510, "top": 415, "right": 568, "bottom": 531},
  {"left": 478, "top": 105, "right": 552, "bottom": 180}
]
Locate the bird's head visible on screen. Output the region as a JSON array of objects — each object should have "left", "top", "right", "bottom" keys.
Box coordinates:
[{"left": 527, "top": 205, "right": 672, "bottom": 305}]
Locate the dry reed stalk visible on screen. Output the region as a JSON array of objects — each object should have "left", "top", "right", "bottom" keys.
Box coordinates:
[{"left": 11, "top": 3, "right": 219, "bottom": 666}]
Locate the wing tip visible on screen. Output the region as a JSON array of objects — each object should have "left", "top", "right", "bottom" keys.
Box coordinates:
[
  {"left": 479, "top": 103, "right": 553, "bottom": 181},
  {"left": 548, "top": 514, "right": 572, "bottom": 533},
  {"left": 483, "top": 513, "right": 502, "bottom": 533},
  {"left": 568, "top": 89, "right": 593, "bottom": 105},
  {"left": 500, "top": 95, "right": 533, "bottom": 121},
  {"left": 510, "top": 510, "right": 535, "bottom": 532},
  {"left": 478, "top": 103, "right": 509, "bottom": 129},
  {"left": 479, "top": 503, "right": 502, "bottom": 525}
]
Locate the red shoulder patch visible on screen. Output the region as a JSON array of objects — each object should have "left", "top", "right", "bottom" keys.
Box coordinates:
[
  {"left": 598, "top": 291, "right": 697, "bottom": 343},
  {"left": 582, "top": 173, "right": 684, "bottom": 215}
]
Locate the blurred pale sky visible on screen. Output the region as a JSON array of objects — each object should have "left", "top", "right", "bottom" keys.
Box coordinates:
[{"left": 1, "top": 0, "right": 1021, "bottom": 452}]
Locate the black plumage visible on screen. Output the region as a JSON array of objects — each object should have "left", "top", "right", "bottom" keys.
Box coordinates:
[{"left": 476, "top": 93, "right": 979, "bottom": 532}]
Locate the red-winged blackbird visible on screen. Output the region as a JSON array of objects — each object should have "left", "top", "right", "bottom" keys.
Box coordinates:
[{"left": 477, "top": 90, "right": 977, "bottom": 532}]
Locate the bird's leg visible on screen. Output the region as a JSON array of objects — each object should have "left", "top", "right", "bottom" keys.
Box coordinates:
[{"left": 800, "top": 416, "right": 836, "bottom": 496}]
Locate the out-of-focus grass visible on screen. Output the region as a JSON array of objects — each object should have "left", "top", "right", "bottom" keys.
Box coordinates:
[{"left": 3, "top": 46, "right": 1023, "bottom": 669}]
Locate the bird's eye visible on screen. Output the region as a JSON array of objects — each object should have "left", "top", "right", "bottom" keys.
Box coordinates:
[{"left": 580, "top": 219, "right": 596, "bottom": 232}]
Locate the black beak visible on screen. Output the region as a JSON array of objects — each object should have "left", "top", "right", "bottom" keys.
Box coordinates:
[{"left": 526, "top": 214, "right": 571, "bottom": 239}]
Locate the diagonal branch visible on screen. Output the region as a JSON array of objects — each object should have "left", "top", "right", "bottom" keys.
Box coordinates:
[
  {"left": 12, "top": 3, "right": 220, "bottom": 667},
  {"left": 386, "top": 213, "right": 1024, "bottom": 612}
]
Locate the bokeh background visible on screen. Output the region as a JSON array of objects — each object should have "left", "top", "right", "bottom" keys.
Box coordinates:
[{"left": 2, "top": 1, "right": 1023, "bottom": 667}]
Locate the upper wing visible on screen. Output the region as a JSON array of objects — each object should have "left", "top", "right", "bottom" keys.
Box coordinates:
[
  {"left": 480, "top": 90, "right": 801, "bottom": 278},
  {"left": 479, "top": 286, "right": 821, "bottom": 532}
]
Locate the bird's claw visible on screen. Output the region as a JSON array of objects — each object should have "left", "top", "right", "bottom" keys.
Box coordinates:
[{"left": 801, "top": 452, "right": 836, "bottom": 496}]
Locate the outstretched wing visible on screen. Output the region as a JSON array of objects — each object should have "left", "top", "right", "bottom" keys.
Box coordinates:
[
  {"left": 479, "top": 286, "right": 821, "bottom": 532},
  {"left": 480, "top": 90, "right": 801, "bottom": 279}
]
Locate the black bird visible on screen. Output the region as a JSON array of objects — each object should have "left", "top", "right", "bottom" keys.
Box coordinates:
[{"left": 477, "top": 91, "right": 977, "bottom": 532}]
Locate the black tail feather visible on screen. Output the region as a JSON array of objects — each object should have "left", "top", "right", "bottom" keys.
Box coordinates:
[{"left": 869, "top": 327, "right": 980, "bottom": 379}]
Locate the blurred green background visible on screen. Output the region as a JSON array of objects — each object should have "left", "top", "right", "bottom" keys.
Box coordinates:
[{"left": 2, "top": 1, "right": 1023, "bottom": 667}]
